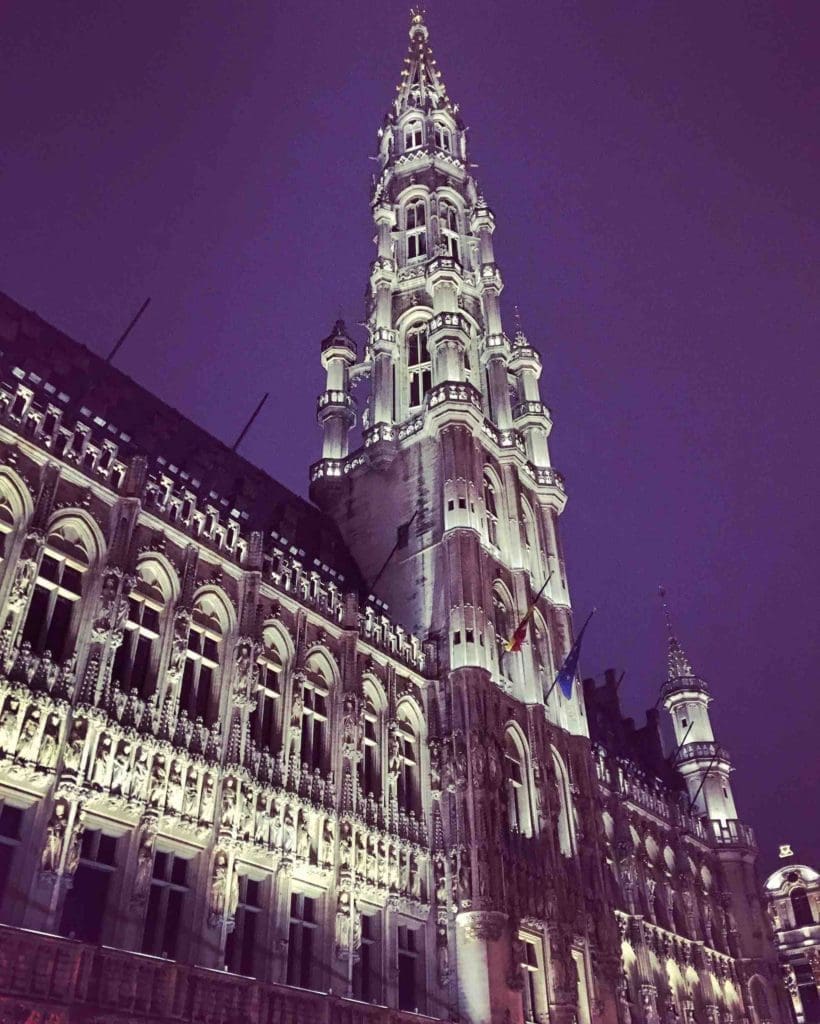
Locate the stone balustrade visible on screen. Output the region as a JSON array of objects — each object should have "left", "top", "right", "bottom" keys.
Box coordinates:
[{"left": 0, "top": 923, "right": 441, "bottom": 1024}]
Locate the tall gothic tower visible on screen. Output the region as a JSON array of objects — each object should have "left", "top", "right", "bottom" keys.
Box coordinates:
[
  {"left": 311, "top": 12, "right": 615, "bottom": 1024},
  {"left": 310, "top": 8, "right": 586, "bottom": 737}
]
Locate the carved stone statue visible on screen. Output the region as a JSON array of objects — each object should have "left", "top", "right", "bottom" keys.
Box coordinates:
[
  {"left": 63, "top": 810, "right": 86, "bottom": 876},
  {"left": 7, "top": 539, "right": 39, "bottom": 612},
  {"left": 220, "top": 780, "right": 237, "bottom": 829},
  {"left": 200, "top": 772, "right": 216, "bottom": 822},
  {"left": 148, "top": 755, "right": 167, "bottom": 808},
  {"left": 183, "top": 770, "right": 200, "bottom": 819},
  {"left": 296, "top": 812, "right": 312, "bottom": 861},
  {"left": 41, "top": 799, "right": 68, "bottom": 873},
  {"left": 38, "top": 714, "right": 60, "bottom": 770},
  {"left": 15, "top": 709, "right": 41, "bottom": 761},
  {"left": 0, "top": 696, "right": 20, "bottom": 754},
  {"left": 110, "top": 741, "right": 131, "bottom": 796},
  {"left": 91, "top": 733, "right": 113, "bottom": 788},
  {"left": 341, "top": 692, "right": 363, "bottom": 761},
  {"left": 322, "top": 816, "right": 335, "bottom": 867},
  {"left": 132, "top": 820, "right": 156, "bottom": 904},
  {"left": 130, "top": 746, "right": 149, "bottom": 800},
  {"left": 208, "top": 850, "right": 229, "bottom": 926}
]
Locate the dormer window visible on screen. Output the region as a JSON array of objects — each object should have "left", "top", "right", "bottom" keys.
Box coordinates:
[
  {"left": 406, "top": 200, "right": 427, "bottom": 260},
  {"left": 439, "top": 200, "right": 460, "bottom": 261},
  {"left": 433, "top": 125, "right": 451, "bottom": 152},
  {"left": 404, "top": 120, "right": 423, "bottom": 151}
]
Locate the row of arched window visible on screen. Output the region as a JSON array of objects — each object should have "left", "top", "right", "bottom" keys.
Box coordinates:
[
  {"left": 402, "top": 196, "right": 461, "bottom": 264},
  {"left": 402, "top": 119, "right": 454, "bottom": 155},
  {"left": 0, "top": 473, "right": 428, "bottom": 816}
]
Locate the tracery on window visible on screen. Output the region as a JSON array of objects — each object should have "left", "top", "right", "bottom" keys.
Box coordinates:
[
  {"left": 484, "top": 474, "right": 499, "bottom": 548},
  {"left": 504, "top": 728, "right": 534, "bottom": 837},
  {"left": 405, "top": 199, "right": 427, "bottom": 260},
  {"left": 407, "top": 322, "right": 432, "bottom": 409},
  {"left": 112, "top": 566, "right": 166, "bottom": 697},
  {"left": 404, "top": 120, "right": 423, "bottom": 151},
  {"left": 179, "top": 594, "right": 226, "bottom": 726},
  {"left": 439, "top": 200, "right": 460, "bottom": 261},
  {"left": 433, "top": 124, "right": 452, "bottom": 152},
  {"left": 250, "top": 631, "right": 284, "bottom": 755},
  {"left": 20, "top": 521, "right": 91, "bottom": 662}
]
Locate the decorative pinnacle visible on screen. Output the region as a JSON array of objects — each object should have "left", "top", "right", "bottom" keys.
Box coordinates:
[
  {"left": 658, "top": 586, "right": 696, "bottom": 681},
  {"left": 512, "top": 304, "right": 528, "bottom": 347},
  {"left": 409, "top": 7, "right": 428, "bottom": 39}
]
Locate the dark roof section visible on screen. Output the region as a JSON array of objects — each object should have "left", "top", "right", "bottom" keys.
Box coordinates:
[
  {"left": 584, "top": 669, "right": 684, "bottom": 790},
  {"left": 0, "top": 290, "right": 362, "bottom": 586}
]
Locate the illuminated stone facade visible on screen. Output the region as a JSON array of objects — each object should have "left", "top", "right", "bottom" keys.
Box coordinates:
[
  {"left": 764, "top": 854, "right": 820, "bottom": 1023},
  {"left": 0, "top": 10, "right": 789, "bottom": 1024}
]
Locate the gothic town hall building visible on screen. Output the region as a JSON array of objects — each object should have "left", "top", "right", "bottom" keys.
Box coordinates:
[{"left": 0, "top": 12, "right": 789, "bottom": 1024}]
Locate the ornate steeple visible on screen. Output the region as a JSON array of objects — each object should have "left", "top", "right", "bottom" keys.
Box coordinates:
[
  {"left": 659, "top": 586, "right": 700, "bottom": 685},
  {"left": 393, "top": 9, "right": 457, "bottom": 118}
]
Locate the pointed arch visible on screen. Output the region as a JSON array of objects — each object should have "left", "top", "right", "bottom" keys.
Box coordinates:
[
  {"left": 483, "top": 468, "right": 502, "bottom": 549},
  {"left": 491, "top": 580, "right": 514, "bottom": 681},
  {"left": 46, "top": 508, "right": 106, "bottom": 567},
  {"left": 394, "top": 695, "right": 424, "bottom": 815},
  {"left": 551, "top": 747, "right": 576, "bottom": 858},
  {"left": 503, "top": 722, "right": 535, "bottom": 837},
  {"left": 113, "top": 554, "right": 178, "bottom": 698},
  {"left": 0, "top": 466, "right": 33, "bottom": 524}
]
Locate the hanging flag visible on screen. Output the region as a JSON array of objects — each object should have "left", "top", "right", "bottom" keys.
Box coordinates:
[
  {"left": 504, "top": 574, "right": 553, "bottom": 653},
  {"left": 550, "top": 609, "right": 595, "bottom": 699}
]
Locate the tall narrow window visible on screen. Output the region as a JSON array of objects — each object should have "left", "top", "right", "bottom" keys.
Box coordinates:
[
  {"left": 180, "top": 600, "right": 223, "bottom": 725},
  {"left": 361, "top": 698, "right": 380, "bottom": 798},
  {"left": 404, "top": 120, "right": 423, "bottom": 151},
  {"left": 0, "top": 500, "right": 14, "bottom": 575},
  {"left": 250, "top": 641, "right": 282, "bottom": 754},
  {"left": 433, "top": 124, "right": 451, "bottom": 152},
  {"left": 504, "top": 731, "right": 533, "bottom": 837},
  {"left": 113, "top": 590, "right": 162, "bottom": 697},
  {"left": 520, "top": 935, "right": 546, "bottom": 1023},
  {"left": 59, "top": 829, "right": 118, "bottom": 943},
  {"left": 287, "top": 892, "right": 317, "bottom": 989},
  {"left": 406, "top": 200, "right": 427, "bottom": 260},
  {"left": 225, "top": 875, "right": 262, "bottom": 976},
  {"left": 352, "top": 910, "right": 380, "bottom": 1003},
  {"left": 397, "top": 924, "right": 424, "bottom": 1012},
  {"left": 439, "top": 200, "right": 460, "bottom": 261},
  {"left": 0, "top": 802, "right": 24, "bottom": 912},
  {"left": 407, "top": 323, "right": 432, "bottom": 409},
  {"left": 493, "top": 587, "right": 513, "bottom": 680},
  {"left": 484, "top": 475, "right": 499, "bottom": 547},
  {"left": 790, "top": 887, "right": 813, "bottom": 928},
  {"left": 21, "top": 527, "right": 89, "bottom": 662},
  {"left": 142, "top": 849, "right": 191, "bottom": 959},
  {"left": 301, "top": 674, "right": 328, "bottom": 771},
  {"left": 396, "top": 716, "right": 420, "bottom": 815},
  {"left": 552, "top": 749, "right": 575, "bottom": 858}
]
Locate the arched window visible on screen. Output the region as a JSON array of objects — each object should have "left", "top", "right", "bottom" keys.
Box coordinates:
[
  {"left": 433, "top": 124, "right": 451, "bottom": 152},
  {"left": 439, "top": 200, "right": 460, "bottom": 261},
  {"left": 492, "top": 585, "right": 513, "bottom": 681},
  {"left": 504, "top": 729, "right": 533, "bottom": 837},
  {"left": 395, "top": 705, "right": 421, "bottom": 815},
  {"left": 404, "top": 120, "right": 423, "bottom": 151},
  {"left": 250, "top": 630, "right": 284, "bottom": 754},
  {"left": 112, "top": 563, "right": 169, "bottom": 697},
  {"left": 750, "top": 977, "right": 772, "bottom": 1024},
  {"left": 405, "top": 200, "right": 427, "bottom": 260},
  {"left": 0, "top": 498, "right": 14, "bottom": 570},
  {"left": 407, "top": 322, "right": 432, "bottom": 409},
  {"left": 484, "top": 474, "right": 499, "bottom": 548},
  {"left": 790, "top": 886, "right": 813, "bottom": 927},
  {"left": 180, "top": 593, "right": 226, "bottom": 725},
  {"left": 300, "top": 653, "right": 333, "bottom": 771},
  {"left": 532, "top": 613, "right": 554, "bottom": 694},
  {"left": 21, "top": 520, "right": 92, "bottom": 662},
  {"left": 361, "top": 694, "right": 380, "bottom": 799},
  {"left": 552, "top": 749, "right": 575, "bottom": 858}
]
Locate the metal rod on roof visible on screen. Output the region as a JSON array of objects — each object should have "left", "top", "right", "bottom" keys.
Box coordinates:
[
  {"left": 107, "top": 297, "right": 151, "bottom": 363},
  {"left": 231, "top": 392, "right": 269, "bottom": 452}
]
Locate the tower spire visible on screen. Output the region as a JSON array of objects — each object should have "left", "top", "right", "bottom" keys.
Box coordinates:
[
  {"left": 658, "top": 585, "right": 697, "bottom": 682},
  {"left": 393, "top": 7, "right": 457, "bottom": 117}
]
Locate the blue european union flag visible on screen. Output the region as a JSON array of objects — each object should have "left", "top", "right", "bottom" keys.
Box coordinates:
[{"left": 552, "top": 611, "right": 595, "bottom": 699}]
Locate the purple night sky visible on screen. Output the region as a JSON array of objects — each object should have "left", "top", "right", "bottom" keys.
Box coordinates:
[{"left": 1, "top": 1, "right": 817, "bottom": 870}]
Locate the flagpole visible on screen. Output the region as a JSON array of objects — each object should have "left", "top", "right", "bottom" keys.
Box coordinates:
[
  {"left": 365, "top": 510, "right": 418, "bottom": 598},
  {"left": 543, "top": 608, "right": 595, "bottom": 704},
  {"left": 503, "top": 571, "right": 554, "bottom": 655},
  {"left": 686, "top": 748, "right": 720, "bottom": 814},
  {"left": 668, "top": 720, "right": 694, "bottom": 766}
]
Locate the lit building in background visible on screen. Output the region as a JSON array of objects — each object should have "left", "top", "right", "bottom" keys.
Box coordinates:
[
  {"left": 764, "top": 848, "right": 820, "bottom": 1024},
  {"left": 0, "top": 10, "right": 789, "bottom": 1024}
]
